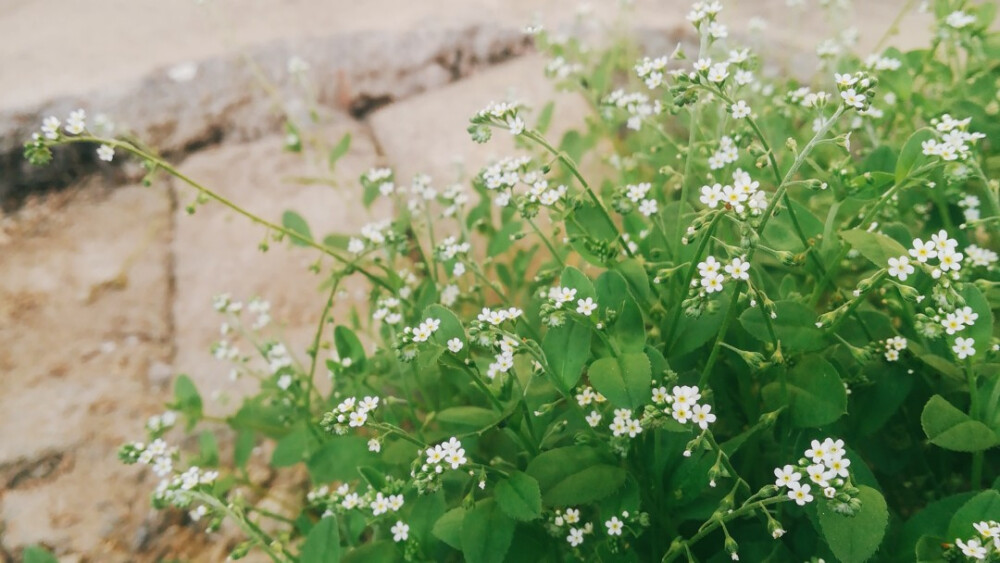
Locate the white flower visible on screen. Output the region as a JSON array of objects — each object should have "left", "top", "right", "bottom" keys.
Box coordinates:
[
  {"left": 804, "top": 439, "right": 828, "bottom": 464},
  {"left": 585, "top": 410, "right": 602, "bottom": 427},
  {"left": 506, "top": 116, "right": 525, "bottom": 135},
  {"left": 565, "top": 508, "right": 580, "bottom": 524},
  {"left": 938, "top": 249, "right": 963, "bottom": 271},
  {"left": 931, "top": 230, "right": 958, "bottom": 252},
  {"left": 41, "top": 116, "right": 60, "bottom": 139},
  {"left": 946, "top": 10, "right": 977, "bottom": 29},
  {"left": 567, "top": 527, "right": 585, "bottom": 547},
  {"left": 887, "top": 255, "right": 915, "bottom": 281},
  {"left": 941, "top": 313, "right": 965, "bottom": 335},
  {"left": 834, "top": 73, "right": 858, "bottom": 87},
  {"left": 774, "top": 465, "right": 801, "bottom": 488},
  {"left": 692, "top": 404, "right": 716, "bottom": 429},
  {"left": 701, "top": 273, "right": 725, "bottom": 293},
  {"left": 370, "top": 493, "right": 390, "bottom": 515},
  {"left": 840, "top": 89, "right": 865, "bottom": 109},
  {"left": 638, "top": 198, "right": 658, "bottom": 216},
  {"left": 953, "top": 337, "right": 975, "bottom": 360},
  {"left": 731, "top": 100, "right": 751, "bottom": 119},
  {"left": 65, "top": 109, "right": 86, "bottom": 135},
  {"left": 909, "top": 238, "right": 937, "bottom": 263},
  {"left": 576, "top": 297, "right": 598, "bottom": 316},
  {"left": 788, "top": 483, "right": 814, "bottom": 506},
  {"left": 700, "top": 183, "right": 724, "bottom": 208},
  {"left": 447, "top": 338, "right": 464, "bottom": 353},
  {"left": 349, "top": 410, "right": 368, "bottom": 427},
  {"left": 97, "top": 144, "right": 115, "bottom": 162},
  {"left": 391, "top": 521, "right": 410, "bottom": 542},
  {"left": 368, "top": 439, "right": 381, "bottom": 453},
  {"left": 725, "top": 257, "right": 750, "bottom": 280},
  {"left": 956, "top": 538, "right": 987, "bottom": 559},
  {"left": 606, "top": 516, "right": 624, "bottom": 536},
  {"left": 708, "top": 63, "right": 729, "bottom": 83}
]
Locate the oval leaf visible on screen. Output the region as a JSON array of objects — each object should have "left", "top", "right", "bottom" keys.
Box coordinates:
[
  {"left": 761, "top": 356, "right": 847, "bottom": 428},
  {"left": 495, "top": 471, "right": 543, "bottom": 521},
  {"left": 300, "top": 515, "right": 342, "bottom": 563},
  {"left": 817, "top": 485, "right": 889, "bottom": 563},
  {"left": 588, "top": 353, "right": 651, "bottom": 409},
  {"left": 282, "top": 210, "right": 314, "bottom": 246},
  {"left": 841, "top": 229, "right": 909, "bottom": 268},
  {"left": 921, "top": 395, "right": 1000, "bottom": 452},
  {"left": 461, "top": 499, "right": 515, "bottom": 563},
  {"left": 542, "top": 319, "right": 592, "bottom": 392},
  {"left": 739, "top": 300, "right": 826, "bottom": 351}
]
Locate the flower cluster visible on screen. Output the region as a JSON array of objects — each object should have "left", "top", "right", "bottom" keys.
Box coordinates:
[
  {"left": 476, "top": 156, "right": 566, "bottom": 211},
  {"left": 953, "top": 520, "right": 999, "bottom": 560},
  {"left": 773, "top": 438, "right": 858, "bottom": 511},
  {"left": 372, "top": 297, "right": 404, "bottom": 326},
  {"left": 145, "top": 411, "right": 178, "bottom": 435},
  {"left": 699, "top": 168, "right": 767, "bottom": 218},
  {"left": 576, "top": 385, "right": 608, "bottom": 409},
  {"left": 321, "top": 395, "right": 381, "bottom": 435},
  {"left": 119, "top": 438, "right": 177, "bottom": 477},
  {"left": 888, "top": 231, "right": 965, "bottom": 283},
  {"left": 602, "top": 90, "right": 663, "bottom": 131},
  {"left": 361, "top": 167, "right": 395, "bottom": 198},
  {"left": 470, "top": 101, "right": 526, "bottom": 141},
  {"left": 833, "top": 71, "right": 877, "bottom": 112},
  {"left": 550, "top": 508, "right": 595, "bottom": 548},
  {"left": 881, "top": 336, "right": 908, "bottom": 362},
  {"left": 348, "top": 219, "right": 398, "bottom": 255},
  {"left": 153, "top": 465, "right": 220, "bottom": 508},
  {"left": 692, "top": 256, "right": 750, "bottom": 296},
  {"left": 652, "top": 385, "right": 716, "bottom": 429},
  {"left": 612, "top": 182, "right": 659, "bottom": 218},
  {"left": 921, "top": 114, "right": 985, "bottom": 161},
  {"left": 635, "top": 56, "right": 670, "bottom": 89},
  {"left": 608, "top": 408, "right": 643, "bottom": 438}
]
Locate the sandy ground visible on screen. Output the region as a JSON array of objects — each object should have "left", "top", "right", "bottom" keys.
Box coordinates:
[{"left": 0, "top": 0, "right": 932, "bottom": 560}]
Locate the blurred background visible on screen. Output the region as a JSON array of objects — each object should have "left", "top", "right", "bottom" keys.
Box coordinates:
[{"left": 0, "top": 1, "right": 929, "bottom": 560}]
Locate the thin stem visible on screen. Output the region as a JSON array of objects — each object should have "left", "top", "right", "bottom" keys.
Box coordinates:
[
  {"left": 662, "top": 496, "right": 789, "bottom": 562},
  {"left": 60, "top": 136, "right": 393, "bottom": 292},
  {"left": 526, "top": 215, "right": 566, "bottom": 267},
  {"left": 699, "top": 283, "right": 743, "bottom": 388},
  {"left": 522, "top": 130, "right": 634, "bottom": 258}
]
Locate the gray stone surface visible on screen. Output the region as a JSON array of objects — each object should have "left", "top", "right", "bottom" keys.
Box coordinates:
[
  {"left": 0, "top": 182, "right": 173, "bottom": 559},
  {"left": 169, "top": 117, "right": 381, "bottom": 417}
]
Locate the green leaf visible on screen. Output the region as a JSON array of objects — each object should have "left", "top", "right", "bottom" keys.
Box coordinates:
[
  {"left": 333, "top": 325, "right": 367, "bottom": 373},
  {"left": 560, "top": 266, "right": 597, "bottom": 301},
  {"left": 282, "top": 210, "right": 314, "bottom": 246},
  {"left": 423, "top": 304, "right": 467, "bottom": 354},
  {"left": 566, "top": 204, "right": 617, "bottom": 266},
  {"left": 614, "top": 258, "right": 652, "bottom": 304},
  {"left": 914, "top": 535, "right": 948, "bottom": 563},
  {"left": 958, "top": 285, "right": 993, "bottom": 364},
  {"left": 542, "top": 320, "right": 591, "bottom": 391},
  {"left": 526, "top": 446, "right": 627, "bottom": 507},
  {"left": 435, "top": 406, "right": 501, "bottom": 433},
  {"left": 407, "top": 491, "right": 446, "bottom": 546},
  {"left": 461, "top": 499, "right": 516, "bottom": 563},
  {"left": 488, "top": 221, "right": 522, "bottom": 258},
  {"left": 432, "top": 507, "right": 466, "bottom": 550},
  {"left": 341, "top": 541, "right": 399, "bottom": 563},
  {"left": 761, "top": 356, "right": 847, "bottom": 428},
  {"left": 595, "top": 271, "right": 645, "bottom": 352},
  {"left": 22, "top": 546, "right": 58, "bottom": 563},
  {"left": 895, "top": 128, "right": 936, "bottom": 184},
  {"left": 495, "top": 471, "right": 543, "bottom": 521},
  {"left": 328, "top": 132, "right": 352, "bottom": 170},
  {"left": 739, "top": 300, "right": 826, "bottom": 352},
  {"left": 841, "top": 229, "right": 909, "bottom": 268},
  {"left": 272, "top": 427, "right": 311, "bottom": 467},
  {"left": 198, "top": 431, "right": 219, "bottom": 466},
  {"left": 300, "top": 515, "right": 341, "bottom": 563},
  {"left": 173, "top": 374, "right": 203, "bottom": 429},
  {"left": 921, "top": 395, "right": 1000, "bottom": 452},
  {"left": 947, "top": 490, "right": 1000, "bottom": 540},
  {"left": 234, "top": 430, "right": 255, "bottom": 468},
  {"left": 535, "top": 101, "right": 555, "bottom": 135},
  {"left": 817, "top": 485, "right": 889, "bottom": 563},
  {"left": 588, "top": 353, "right": 651, "bottom": 409},
  {"left": 307, "top": 437, "right": 374, "bottom": 483}
]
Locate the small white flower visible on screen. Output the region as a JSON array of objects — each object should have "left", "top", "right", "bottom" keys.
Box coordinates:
[
  {"left": 840, "top": 89, "right": 865, "bottom": 109},
  {"left": 725, "top": 257, "right": 750, "bottom": 280},
  {"left": 638, "top": 198, "right": 658, "bottom": 217},
  {"left": 731, "top": 100, "right": 751, "bottom": 119},
  {"left": 909, "top": 238, "right": 937, "bottom": 263},
  {"left": 391, "top": 521, "right": 410, "bottom": 542},
  {"left": 576, "top": 297, "right": 598, "bottom": 316},
  {"left": 567, "top": 527, "right": 585, "bottom": 547},
  {"left": 606, "top": 516, "right": 624, "bottom": 536},
  {"left": 953, "top": 337, "right": 975, "bottom": 360},
  {"left": 97, "top": 144, "right": 115, "bottom": 162},
  {"left": 65, "top": 109, "right": 86, "bottom": 135},
  {"left": 773, "top": 465, "right": 801, "bottom": 488},
  {"left": 956, "top": 537, "right": 987, "bottom": 559},
  {"left": 447, "top": 338, "right": 464, "bottom": 353},
  {"left": 887, "top": 255, "right": 915, "bottom": 281},
  {"left": 41, "top": 116, "right": 60, "bottom": 139},
  {"left": 585, "top": 410, "right": 602, "bottom": 427},
  {"left": 788, "top": 483, "right": 814, "bottom": 506}
]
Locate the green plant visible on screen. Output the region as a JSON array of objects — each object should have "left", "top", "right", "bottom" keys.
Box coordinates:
[{"left": 24, "top": 1, "right": 1000, "bottom": 561}]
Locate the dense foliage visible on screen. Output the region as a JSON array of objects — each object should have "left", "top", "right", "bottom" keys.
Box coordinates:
[{"left": 24, "top": 0, "right": 1000, "bottom": 561}]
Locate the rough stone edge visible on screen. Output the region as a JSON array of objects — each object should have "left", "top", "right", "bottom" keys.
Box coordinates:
[{"left": 0, "top": 24, "right": 532, "bottom": 208}]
